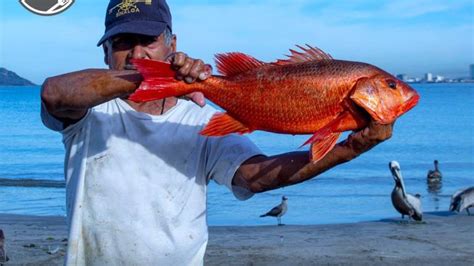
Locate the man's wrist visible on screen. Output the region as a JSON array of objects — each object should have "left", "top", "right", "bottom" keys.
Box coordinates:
[{"left": 337, "top": 133, "right": 370, "bottom": 162}]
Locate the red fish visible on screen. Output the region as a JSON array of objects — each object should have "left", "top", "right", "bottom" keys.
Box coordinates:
[{"left": 129, "top": 45, "right": 419, "bottom": 162}]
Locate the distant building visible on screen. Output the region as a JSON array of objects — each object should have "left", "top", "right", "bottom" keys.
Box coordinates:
[
  {"left": 434, "top": 75, "right": 444, "bottom": 82},
  {"left": 470, "top": 64, "right": 474, "bottom": 79},
  {"left": 396, "top": 74, "right": 408, "bottom": 82},
  {"left": 425, "top": 73, "right": 433, "bottom": 82}
]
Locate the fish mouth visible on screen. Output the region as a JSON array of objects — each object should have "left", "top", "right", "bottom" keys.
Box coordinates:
[{"left": 401, "top": 93, "right": 420, "bottom": 114}]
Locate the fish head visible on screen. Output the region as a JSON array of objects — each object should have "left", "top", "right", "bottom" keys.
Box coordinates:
[{"left": 350, "top": 74, "right": 419, "bottom": 124}]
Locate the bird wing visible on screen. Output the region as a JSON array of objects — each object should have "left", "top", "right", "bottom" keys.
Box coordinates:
[
  {"left": 459, "top": 188, "right": 474, "bottom": 211},
  {"left": 406, "top": 193, "right": 422, "bottom": 214},
  {"left": 264, "top": 204, "right": 282, "bottom": 216}
]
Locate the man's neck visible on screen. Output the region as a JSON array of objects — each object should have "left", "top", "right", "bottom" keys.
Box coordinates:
[{"left": 124, "top": 97, "right": 178, "bottom": 115}]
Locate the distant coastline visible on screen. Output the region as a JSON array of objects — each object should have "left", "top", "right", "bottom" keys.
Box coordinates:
[
  {"left": 0, "top": 67, "right": 36, "bottom": 86},
  {"left": 397, "top": 70, "right": 474, "bottom": 84},
  {"left": 406, "top": 80, "right": 474, "bottom": 84}
]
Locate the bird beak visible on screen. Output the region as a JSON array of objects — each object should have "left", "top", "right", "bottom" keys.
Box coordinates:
[{"left": 390, "top": 167, "right": 402, "bottom": 186}]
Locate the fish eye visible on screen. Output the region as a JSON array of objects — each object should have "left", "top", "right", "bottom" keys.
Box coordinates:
[{"left": 386, "top": 79, "right": 397, "bottom": 89}]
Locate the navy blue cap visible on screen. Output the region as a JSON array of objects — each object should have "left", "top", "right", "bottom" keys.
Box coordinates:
[{"left": 97, "top": 0, "right": 172, "bottom": 46}]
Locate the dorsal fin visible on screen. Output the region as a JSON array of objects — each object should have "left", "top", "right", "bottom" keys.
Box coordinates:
[
  {"left": 215, "top": 52, "right": 265, "bottom": 76},
  {"left": 273, "top": 44, "right": 333, "bottom": 65}
]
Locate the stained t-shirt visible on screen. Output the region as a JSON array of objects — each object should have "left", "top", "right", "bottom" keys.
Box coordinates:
[{"left": 41, "top": 98, "right": 262, "bottom": 265}]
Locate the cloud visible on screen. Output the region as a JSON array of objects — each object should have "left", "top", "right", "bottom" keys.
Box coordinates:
[
  {"left": 171, "top": 1, "right": 473, "bottom": 77},
  {"left": 1, "top": 0, "right": 473, "bottom": 82},
  {"left": 383, "top": 0, "right": 461, "bottom": 18}
]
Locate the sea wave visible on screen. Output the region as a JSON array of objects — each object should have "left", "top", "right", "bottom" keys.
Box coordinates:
[{"left": 0, "top": 178, "right": 64, "bottom": 188}]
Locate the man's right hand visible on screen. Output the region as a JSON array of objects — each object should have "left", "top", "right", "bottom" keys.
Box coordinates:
[{"left": 166, "top": 52, "right": 212, "bottom": 107}]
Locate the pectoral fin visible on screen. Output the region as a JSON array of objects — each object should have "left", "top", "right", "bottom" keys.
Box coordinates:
[
  {"left": 300, "top": 113, "right": 347, "bottom": 163},
  {"left": 200, "top": 112, "right": 252, "bottom": 136},
  {"left": 310, "top": 133, "right": 341, "bottom": 163}
]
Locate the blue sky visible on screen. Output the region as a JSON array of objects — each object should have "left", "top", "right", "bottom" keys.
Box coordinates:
[{"left": 0, "top": 0, "right": 472, "bottom": 84}]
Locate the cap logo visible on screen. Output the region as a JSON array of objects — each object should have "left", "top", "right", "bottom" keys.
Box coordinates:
[
  {"left": 109, "top": 0, "right": 152, "bottom": 18},
  {"left": 19, "top": 0, "right": 75, "bottom": 16}
]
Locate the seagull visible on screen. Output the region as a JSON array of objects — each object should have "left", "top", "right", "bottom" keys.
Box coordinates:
[
  {"left": 449, "top": 186, "right": 474, "bottom": 215},
  {"left": 427, "top": 160, "right": 442, "bottom": 182},
  {"left": 260, "top": 196, "right": 288, "bottom": 226},
  {"left": 389, "top": 161, "right": 423, "bottom": 221}
]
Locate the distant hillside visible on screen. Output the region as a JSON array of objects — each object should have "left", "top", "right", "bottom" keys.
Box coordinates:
[{"left": 0, "top": 67, "right": 36, "bottom": 86}]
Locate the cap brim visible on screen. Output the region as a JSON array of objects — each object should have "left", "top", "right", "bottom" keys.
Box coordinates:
[{"left": 97, "top": 20, "right": 169, "bottom": 46}]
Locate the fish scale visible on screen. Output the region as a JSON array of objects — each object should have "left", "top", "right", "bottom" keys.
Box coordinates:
[{"left": 128, "top": 45, "right": 419, "bottom": 162}]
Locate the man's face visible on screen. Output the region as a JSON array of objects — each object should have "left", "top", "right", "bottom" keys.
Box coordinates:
[{"left": 104, "top": 32, "right": 176, "bottom": 70}]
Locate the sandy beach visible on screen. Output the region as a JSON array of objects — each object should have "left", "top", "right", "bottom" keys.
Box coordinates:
[{"left": 0, "top": 212, "right": 472, "bottom": 265}]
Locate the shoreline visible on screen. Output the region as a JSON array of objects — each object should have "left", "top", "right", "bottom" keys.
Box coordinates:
[{"left": 0, "top": 212, "right": 473, "bottom": 265}]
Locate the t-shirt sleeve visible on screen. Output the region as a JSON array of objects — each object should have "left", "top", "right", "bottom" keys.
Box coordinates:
[
  {"left": 40, "top": 101, "right": 91, "bottom": 136},
  {"left": 40, "top": 101, "right": 65, "bottom": 132},
  {"left": 205, "top": 134, "right": 263, "bottom": 200}
]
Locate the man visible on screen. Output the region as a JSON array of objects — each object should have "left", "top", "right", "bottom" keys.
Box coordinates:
[{"left": 41, "top": 0, "right": 393, "bottom": 264}]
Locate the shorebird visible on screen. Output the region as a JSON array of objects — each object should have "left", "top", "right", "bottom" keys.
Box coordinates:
[
  {"left": 389, "top": 161, "right": 423, "bottom": 221},
  {"left": 449, "top": 186, "right": 474, "bottom": 215},
  {"left": 0, "top": 229, "right": 8, "bottom": 264},
  {"left": 260, "top": 196, "right": 288, "bottom": 226},
  {"left": 427, "top": 160, "right": 442, "bottom": 183}
]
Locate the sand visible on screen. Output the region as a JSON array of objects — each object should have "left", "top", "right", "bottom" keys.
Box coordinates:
[{"left": 0, "top": 212, "right": 472, "bottom": 265}]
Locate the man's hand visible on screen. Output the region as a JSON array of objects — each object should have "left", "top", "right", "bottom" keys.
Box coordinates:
[
  {"left": 167, "top": 52, "right": 212, "bottom": 107},
  {"left": 341, "top": 120, "right": 394, "bottom": 159}
]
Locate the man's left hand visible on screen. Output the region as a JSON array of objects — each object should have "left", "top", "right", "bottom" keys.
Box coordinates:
[{"left": 341, "top": 120, "right": 394, "bottom": 160}]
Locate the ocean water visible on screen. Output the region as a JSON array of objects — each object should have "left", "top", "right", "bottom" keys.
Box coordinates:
[{"left": 0, "top": 84, "right": 473, "bottom": 225}]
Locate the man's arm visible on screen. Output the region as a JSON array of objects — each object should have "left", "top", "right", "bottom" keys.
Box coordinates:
[
  {"left": 41, "top": 52, "right": 211, "bottom": 124},
  {"left": 233, "top": 121, "right": 394, "bottom": 193},
  {"left": 41, "top": 69, "right": 142, "bottom": 122}
]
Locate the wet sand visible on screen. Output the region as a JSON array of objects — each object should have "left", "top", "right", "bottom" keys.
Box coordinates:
[{"left": 0, "top": 212, "right": 472, "bottom": 265}]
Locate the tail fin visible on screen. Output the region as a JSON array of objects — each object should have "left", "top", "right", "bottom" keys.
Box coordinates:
[{"left": 128, "top": 59, "right": 195, "bottom": 102}]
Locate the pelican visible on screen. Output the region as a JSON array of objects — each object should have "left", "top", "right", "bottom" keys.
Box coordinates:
[
  {"left": 449, "top": 186, "right": 474, "bottom": 215},
  {"left": 260, "top": 196, "right": 288, "bottom": 226},
  {"left": 427, "top": 160, "right": 442, "bottom": 182},
  {"left": 389, "top": 161, "right": 423, "bottom": 221}
]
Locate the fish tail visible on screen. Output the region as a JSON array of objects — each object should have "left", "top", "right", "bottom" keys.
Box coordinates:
[{"left": 128, "top": 59, "right": 198, "bottom": 102}]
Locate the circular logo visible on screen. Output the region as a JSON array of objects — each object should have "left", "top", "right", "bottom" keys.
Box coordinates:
[{"left": 19, "top": 0, "right": 75, "bottom": 16}]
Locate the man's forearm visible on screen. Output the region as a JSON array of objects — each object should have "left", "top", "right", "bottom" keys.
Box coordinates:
[
  {"left": 234, "top": 122, "right": 393, "bottom": 193},
  {"left": 41, "top": 69, "right": 142, "bottom": 119},
  {"left": 234, "top": 141, "right": 358, "bottom": 193}
]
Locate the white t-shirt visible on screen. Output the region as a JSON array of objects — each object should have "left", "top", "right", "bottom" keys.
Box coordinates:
[{"left": 41, "top": 98, "right": 262, "bottom": 265}]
